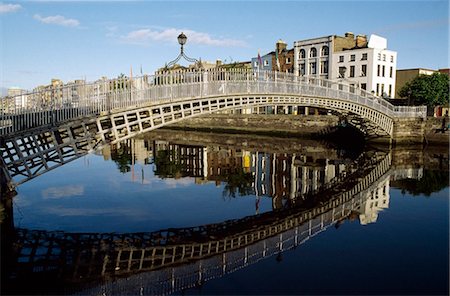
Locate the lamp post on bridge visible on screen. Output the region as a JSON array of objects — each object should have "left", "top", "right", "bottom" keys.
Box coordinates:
[{"left": 165, "top": 32, "right": 202, "bottom": 70}]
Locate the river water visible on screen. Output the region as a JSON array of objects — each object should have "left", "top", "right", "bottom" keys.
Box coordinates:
[{"left": 2, "top": 129, "right": 449, "bottom": 295}]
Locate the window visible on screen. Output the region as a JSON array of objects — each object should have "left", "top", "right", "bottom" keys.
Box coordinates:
[
  {"left": 300, "top": 49, "right": 306, "bottom": 59},
  {"left": 377, "top": 53, "right": 381, "bottom": 61},
  {"left": 310, "top": 47, "right": 317, "bottom": 58},
  {"left": 320, "top": 61, "right": 329, "bottom": 74},
  {"left": 350, "top": 54, "right": 356, "bottom": 62},
  {"left": 309, "top": 62, "right": 317, "bottom": 74},
  {"left": 286, "top": 57, "right": 291, "bottom": 64},
  {"left": 349, "top": 65, "right": 355, "bottom": 77},
  {"left": 383, "top": 54, "right": 386, "bottom": 61},
  {"left": 254, "top": 61, "right": 258, "bottom": 67},
  {"left": 361, "top": 53, "right": 368, "bottom": 60},
  {"left": 361, "top": 83, "right": 367, "bottom": 90},
  {"left": 390, "top": 66, "right": 393, "bottom": 78},
  {"left": 391, "top": 55, "right": 394, "bottom": 63},
  {"left": 388, "top": 85, "right": 392, "bottom": 97},
  {"left": 321, "top": 46, "right": 329, "bottom": 56},
  {"left": 338, "top": 66, "right": 346, "bottom": 78},
  {"left": 264, "top": 60, "right": 269, "bottom": 66},
  {"left": 381, "top": 84, "right": 385, "bottom": 96},
  {"left": 300, "top": 63, "right": 305, "bottom": 76},
  {"left": 339, "top": 55, "right": 344, "bottom": 63},
  {"left": 382, "top": 65, "right": 385, "bottom": 77},
  {"left": 377, "top": 65, "right": 381, "bottom": 76},
  {"left": 376, "top": 83, "right": 380, "bottom": 96},
  {"left": 361, "top": 64, "right": 367, "bottom": 77}
]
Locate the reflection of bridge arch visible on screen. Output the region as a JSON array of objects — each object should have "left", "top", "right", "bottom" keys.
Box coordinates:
[{"left": 4, "top": 151, "right": 392, "bottom": 295}]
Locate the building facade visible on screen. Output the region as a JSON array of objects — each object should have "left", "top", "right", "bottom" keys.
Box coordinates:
[
  {"left": 251, "top": 40, "right": 295, "bottom": 73},
  {"left": 293, "top": 32, "right": 397, "bottom": 98},
  {"left": 294, "top": 35, "right": 333, "bottom": 79},
  {"left": 395, "top": 68, "right": 437, "bottom": 98}
]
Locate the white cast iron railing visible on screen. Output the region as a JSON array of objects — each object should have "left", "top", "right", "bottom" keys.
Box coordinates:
[{"left": 0, "top": 69, "right": 427, "bottom": 135}]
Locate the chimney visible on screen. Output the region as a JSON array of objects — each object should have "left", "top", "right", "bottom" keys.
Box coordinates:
[
  {"left": 276, "top": 39, "right": 287, "bottom": 53},
  {"left": 344, "top": 32, "right": 355, "bottom": 40},
  {"left": 356, "top": 35, "right": 368, "bottom": 48}
]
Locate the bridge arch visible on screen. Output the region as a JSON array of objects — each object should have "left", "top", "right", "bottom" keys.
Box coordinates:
[
  {"left": 94, "top": 93, "right": 394, "bottom": 145},
  {"left": 1, "top": 69, "right": 426, "bottom": 140}
]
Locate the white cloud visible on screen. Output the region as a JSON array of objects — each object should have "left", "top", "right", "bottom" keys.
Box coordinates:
[
  {"left": 42, "top": 185, "right": 84, "bottom": 199},
  {"left": 33, "top": 14, "right": 80, "bottom": 27},
  {"left": 122, "top": 27, "right": 247, "bottom": 47},
  {"left": 0, "top": 3, "right": 21, "bottom": 14}
]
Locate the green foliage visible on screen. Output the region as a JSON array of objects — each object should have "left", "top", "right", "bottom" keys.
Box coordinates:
[
  {"left": 395, "top": 170, "right": 449, "bottom": 196},
  {"left": 398, "top": 73, "right": 449, "bottom": 107},
  {"left": 110, "top": 145, "right": 132, "bottom": 173},
  {"left": 223, "top": 170, "right": 254, "bottom": 198},
  {"left": 154, "top": 150, "right": 185, "bottom": 179}
]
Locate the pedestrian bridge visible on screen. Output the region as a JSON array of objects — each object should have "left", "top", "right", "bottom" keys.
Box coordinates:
[{"left": 1, "top": 69, "right": 426, "bottom": 143}]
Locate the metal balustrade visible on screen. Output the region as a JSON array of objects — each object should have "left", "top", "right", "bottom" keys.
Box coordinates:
[{"left": 1, "top": 69, "right": 427, "bottom": 136}]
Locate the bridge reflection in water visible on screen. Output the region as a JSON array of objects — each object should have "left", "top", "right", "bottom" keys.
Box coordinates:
[{"left": 1, "top": 131, "right": 423, "bottom": 295}]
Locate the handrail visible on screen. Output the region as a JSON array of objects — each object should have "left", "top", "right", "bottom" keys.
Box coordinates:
[{"left": 0, "top": 69, "right": 427, "bottom": 135}]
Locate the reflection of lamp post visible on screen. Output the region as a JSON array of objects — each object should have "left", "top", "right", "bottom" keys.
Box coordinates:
[
  {"left": 166, "top": 32, "right": 201, "bottom": 69},
  {"left": 407, "top": 89, "right": 412, "bottom": 106}
]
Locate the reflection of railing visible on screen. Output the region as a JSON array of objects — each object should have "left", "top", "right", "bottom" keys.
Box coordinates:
[
  {"left": 6, "top": 151, "right": 392, "bottom": 295},
  {"left": 0, "top": 69, "right": 426, "bottom": 136}
]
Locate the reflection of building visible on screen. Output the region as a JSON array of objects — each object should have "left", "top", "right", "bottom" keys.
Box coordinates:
[
  {"left": 131, "top": 138, "right": 153, "bottom": 165},
  {"left": 103, "top": 139, "right": 391, "bottom": 221},
  {"left": 357, "top": 175, "right": 390, "bottom": 225},
  {"left": 153, "top": 141, "right": 206, "bottom": 178},
  {"left": 206, "top": 147, "right": 245, "bottom": 185}
]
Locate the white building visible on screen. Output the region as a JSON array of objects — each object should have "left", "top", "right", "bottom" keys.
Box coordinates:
[
  {"left": 294, "top": 35, "right": 333, "bottom": 79},
  {"left": 294, "top": 32, "right": 397, "bottom": 98},
  {"left": 358, "top": 176, "right": 390, "bottom": 225},
  {"left": 330, "top": 34, "right": 397, "bottom": 98},
  {"left": 7, "top": 87, "right": 28, "bottom": 109}
]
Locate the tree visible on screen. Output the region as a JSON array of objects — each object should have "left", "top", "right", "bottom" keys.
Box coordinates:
[
  {"left": 398, "top": 73, "right": 449, "bottom": 107},
  {"left": 222, "top": 170, "right": 254, "bottom": 198},
  {"left": 392, "top": 170, "right": 449, "bottom": 196}
]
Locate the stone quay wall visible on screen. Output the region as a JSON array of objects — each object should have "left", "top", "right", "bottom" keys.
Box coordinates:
[
  {"left": 167, "top": 114, "right": 340, "bottom": 136},
  {"left": 168, "top": 114, "right": 448, "bottom": 146}
]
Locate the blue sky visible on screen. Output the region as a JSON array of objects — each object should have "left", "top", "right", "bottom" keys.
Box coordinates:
[{"left": 1, "top": 0, "right": 448, "bottom": 90}]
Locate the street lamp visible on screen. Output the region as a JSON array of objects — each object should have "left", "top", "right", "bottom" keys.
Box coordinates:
[
  {"left": 177, "top": 32, "right": 187, "bottom": 47},
  {"left": 166, "top": 32, "right": 201, "bottom": 69}
]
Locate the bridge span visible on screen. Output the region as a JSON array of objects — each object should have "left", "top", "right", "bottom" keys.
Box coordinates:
[{"left": 1, "top": 69, "right": 426, "bottom": 141}]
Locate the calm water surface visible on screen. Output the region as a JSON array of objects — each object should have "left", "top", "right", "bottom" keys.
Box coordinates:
[{"left": 2, "top": 130, "right": 449, "bottom": 295}]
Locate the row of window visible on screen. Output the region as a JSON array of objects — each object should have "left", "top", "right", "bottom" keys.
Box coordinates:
[
  {"left": 254, "top": 57, "right": 292, "bottom": 68},
  {"left": 299, "top": 61, "right": 329, "bottom": 75},
  {"left": 378, "top": 53, "right": 394, "bottom": 63},
  {"left": 376, "top": 83, "right": 392, "bottom": 97},
  {"left": 341, "top": 83, "right": 392, "bottom": 97},
  {"left": 338, "top": 53, "right": 368, "bottom": 63},
  {"left": 299, "top": 46, "right": 329, "bottom": 59},
  {"left": 338, "top": 65, "right": 367, "bottom": 78},
  {"left": 377, "top": 65, "right": 394, "bottom": 78},
  {"left": 336, "top": 64, "right": 394, "bottom": 78}
]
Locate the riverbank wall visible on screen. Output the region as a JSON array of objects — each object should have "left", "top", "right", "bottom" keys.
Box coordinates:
[{"left": 167, "top": 114, "right": 449, "bottom": 146}]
